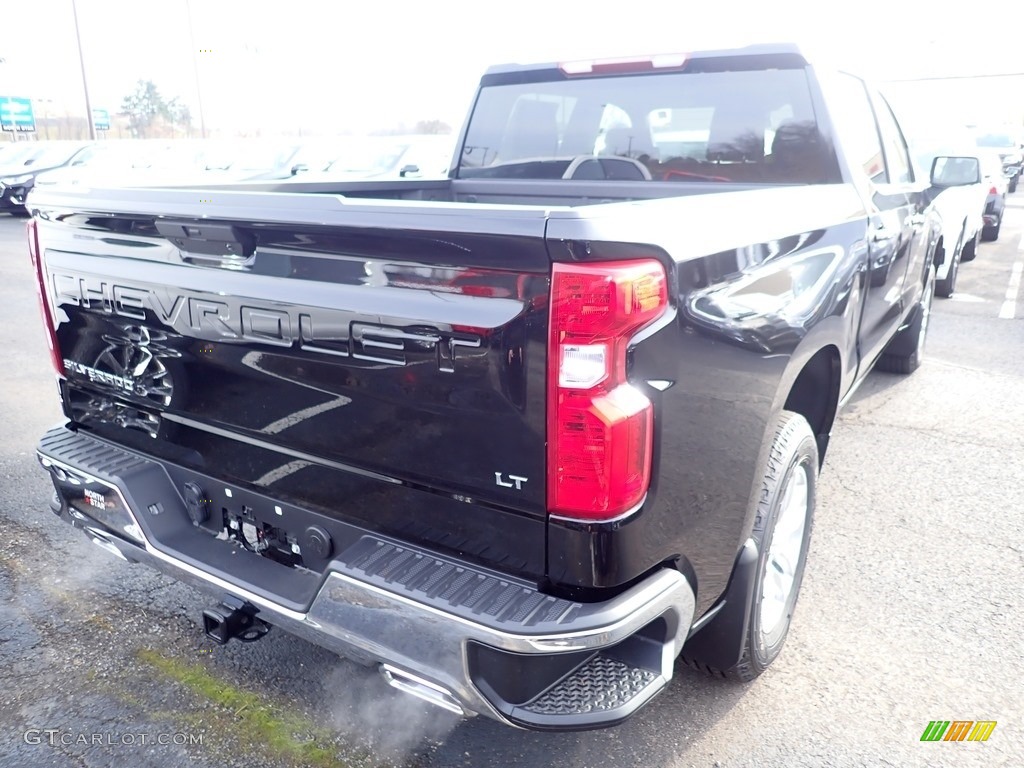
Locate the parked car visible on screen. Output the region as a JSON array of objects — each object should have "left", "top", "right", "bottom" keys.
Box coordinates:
[
  {"left": 0, "top": 141, "right": 92, "bottom": 214},
  {"left": 0, "top": 144, "right": 41, "bottom": 169},
  {"left": 971, "top": 126, "right": 1023, "bottom": 193},
  {"left": 910, "top": 140, "right": 986, "bottom": 297},
  {"left": 288, "top": 135, "right": 455, "bottom": 181},
  {"left": 28, "top": 43, "right": 966, "bottom": 731},
  {"left": 979, "top": 150, "right": 1008, "bottom": 241},
  {"left": 32, "top": 141, "right": 182, "bottom": 191},
  {"left": 196, "top": 140, "right": 306, "bottom": 181},
  {"left": 0, "top": 141, "right": 82, "bottom": 176},
  {"left": 36, "top": 140, "right": 309, "bottom": 190}
]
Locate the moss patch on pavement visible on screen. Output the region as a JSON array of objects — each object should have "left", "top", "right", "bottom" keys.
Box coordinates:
[{"left": 137, "top": 648, "right": 355, "bottom": 768}]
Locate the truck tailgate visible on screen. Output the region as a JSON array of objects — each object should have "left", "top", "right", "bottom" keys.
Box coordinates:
[{"left": 36, "top": 192, "right": 552, "bottom": 578}]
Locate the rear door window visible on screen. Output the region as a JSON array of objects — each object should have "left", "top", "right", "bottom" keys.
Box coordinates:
[
  {"left": 828, "top": 74, "right": 886, "bottom": 185},
  {"left": 872, "top": 92, "right": 913, "bottom": 184}
]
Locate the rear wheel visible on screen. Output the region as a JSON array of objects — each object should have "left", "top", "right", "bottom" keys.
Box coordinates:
[
  {"left": 982, "top": 213, "right": 1002, "bottom": 242},
  {"left": 718, "top": 411, "right": 817, "bottom": 681},
  {"left": 1009, "top": 176, "right": 1018, "bottom": 194},
  {"left": 960, "top": 229, "right": 979, "bottom": 263},
  {"left": 876, "top": 265, "right": 934, "bottom": 375}
]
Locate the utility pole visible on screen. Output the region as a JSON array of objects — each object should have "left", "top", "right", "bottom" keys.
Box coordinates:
[
  {"left": 70, "top": 0, "right": 97, "bottom": 140},
  {"left": 185, "top": 0, "right": 208, "bottom": 138},
  {"left": 0, "top": 57, "right": 12, "bottom": 142}
]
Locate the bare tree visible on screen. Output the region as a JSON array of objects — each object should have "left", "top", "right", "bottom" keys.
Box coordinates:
[{"left": 413, "top": 119, "right": 453, "bottom": 135}]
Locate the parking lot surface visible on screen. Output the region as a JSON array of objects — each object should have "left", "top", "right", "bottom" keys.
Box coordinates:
[{"left": 0, "top": 202, "right": 1021, "bottom": 768}]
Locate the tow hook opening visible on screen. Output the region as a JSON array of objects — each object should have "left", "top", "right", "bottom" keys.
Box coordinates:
[{"left": 202, "top": 596, "right": 271, "bottom": 645}]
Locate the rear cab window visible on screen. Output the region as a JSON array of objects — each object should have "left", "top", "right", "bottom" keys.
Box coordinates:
[{"left": 457, "top": 54, "right": 842, "bottom": 185}]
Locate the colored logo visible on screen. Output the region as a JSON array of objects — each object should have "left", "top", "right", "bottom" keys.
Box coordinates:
[{"left": 920, "top": 721, "right": 997, "bottom": 742}]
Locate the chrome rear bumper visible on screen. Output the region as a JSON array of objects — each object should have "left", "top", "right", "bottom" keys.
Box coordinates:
[{"left": 38, "top": 425, "right": 695, "bottom": 730}]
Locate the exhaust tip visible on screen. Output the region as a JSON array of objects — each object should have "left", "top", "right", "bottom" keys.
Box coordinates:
[
  {"left": 380, "top": 664, "right": 464, "bottom": 716},
  {"left": 84, "top": 528, "right": 132, "bottom": 562}
]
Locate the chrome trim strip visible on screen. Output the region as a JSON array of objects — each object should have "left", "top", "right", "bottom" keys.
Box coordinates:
[
  {"left": 686, "top": 599, "right": 725, "bottom": 636},
  {"left": 548, "top": 494, "right": 648, "bottom": 527},
  {"left": 838, "top": 369, "right": 868, "bottom": 409},
  {"left": 159, "top": 413, "right": 402, "bottom": 485}
]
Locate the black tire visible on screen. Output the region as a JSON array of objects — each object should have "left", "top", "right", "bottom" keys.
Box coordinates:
[
  {"left": 982, "top": 214, "right": 1002, "bottom": 242},
  {"left": 934, "top": 235, "right": 961, "bottom": 298},
  {"left": 1010, "top": 176, "right": 1018, "bottom": 194},
  {"left": 876, "top": 265, "right": 935, "bottom": 375},
  {"left": 717, "top": 411, "right": 817, "bottom": 682},
  {"left": 960, "top": 229, "right": 979, "bottom": 262}
]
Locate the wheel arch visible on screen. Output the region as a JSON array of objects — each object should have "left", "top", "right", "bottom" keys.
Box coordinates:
[{"left": 778, "top": 343, "right": 843, "bottom": 466}]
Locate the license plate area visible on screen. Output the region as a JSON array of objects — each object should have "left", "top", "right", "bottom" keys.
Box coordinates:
[
  {"left": 164, "top": 468, "right": 351, "bottom": 576},
  {"left": 219, "top": 503, "right": 306, "bottom": 569}
]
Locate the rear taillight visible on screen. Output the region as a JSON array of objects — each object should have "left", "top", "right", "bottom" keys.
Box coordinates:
[
  {"left": 547, "top": 260, "right": 668, "bottom": 521},
  {"left": 27, "top": 219, "right": 64, "bottom": 376},
  {"left": 989, "top": 186, "right": 998, "bottom": 195}
]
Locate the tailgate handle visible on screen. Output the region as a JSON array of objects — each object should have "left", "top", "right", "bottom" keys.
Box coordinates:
[{"left": 155, "top": 220, "right": 256, "bottom": 261}]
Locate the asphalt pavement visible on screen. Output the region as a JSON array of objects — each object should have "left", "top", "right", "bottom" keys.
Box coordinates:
[{"left": 0, "top": 198, "right": 1021, "bottom": 768}]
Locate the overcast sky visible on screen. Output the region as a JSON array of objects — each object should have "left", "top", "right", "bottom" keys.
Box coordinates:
[{"left": 2, "top": 0, "right": 1023, "bottom": 135}]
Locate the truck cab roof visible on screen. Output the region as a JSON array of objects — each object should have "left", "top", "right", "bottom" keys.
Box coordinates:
[{"left": 482, "top": 42, "right": 810, "bottom": 80}]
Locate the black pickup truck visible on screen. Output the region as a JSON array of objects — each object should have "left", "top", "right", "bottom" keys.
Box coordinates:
[{"left": 28, "top": 44, "right": 975, "bottom": 731}]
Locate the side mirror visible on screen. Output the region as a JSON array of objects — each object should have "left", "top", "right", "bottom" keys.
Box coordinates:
[
  {"left": 930, "top": 156, "right": 981, "bottom": 186},
  {"left": 290, "top": 163, "right": 309, "bottom": 176},
  {"left": 399, "top": 164, "right": 420, "bottom": 178}
]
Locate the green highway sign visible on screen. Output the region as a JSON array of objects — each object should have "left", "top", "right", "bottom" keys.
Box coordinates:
[{"left": 1, "top": 97, "right": 36, "bottom": 132}]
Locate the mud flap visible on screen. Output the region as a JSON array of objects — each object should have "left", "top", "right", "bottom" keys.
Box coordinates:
[{"left": 680, "top": 539, "right": 759, "bottom": 670}]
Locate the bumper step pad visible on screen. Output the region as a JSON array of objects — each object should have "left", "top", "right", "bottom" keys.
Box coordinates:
[
  {"left": 523, "top": 654, "right": 659, "bottom": 716},
  {"left": 502, "top": 649, "right": 668, "bottom": 729}
]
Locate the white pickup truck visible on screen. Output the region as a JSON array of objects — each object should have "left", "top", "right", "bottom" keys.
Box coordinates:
[{"left": 910, "top": 136, "right": 989, "bottom": 297}]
